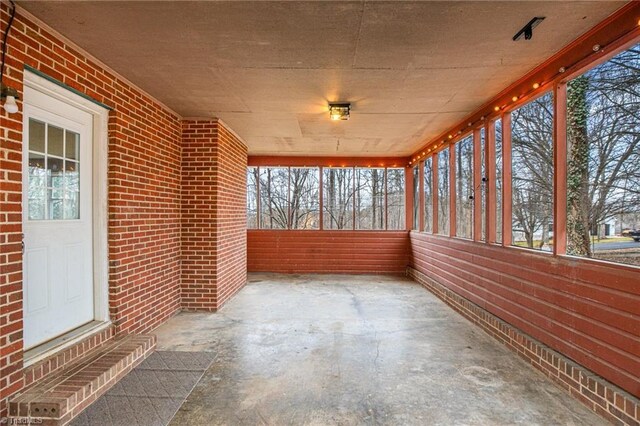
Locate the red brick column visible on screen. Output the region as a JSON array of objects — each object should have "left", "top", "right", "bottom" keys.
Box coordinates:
[{"left": 181, "top": 119, "right": 248, "bottom": 311}]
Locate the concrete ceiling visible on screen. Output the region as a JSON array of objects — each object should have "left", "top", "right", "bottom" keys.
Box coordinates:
[{"left": 19, "top": 1, "right": 625, "bottom": 156}]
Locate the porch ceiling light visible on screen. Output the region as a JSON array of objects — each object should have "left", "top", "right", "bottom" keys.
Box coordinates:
[{"left": 329, "top": 103, "right": 351, "bottom": 121}]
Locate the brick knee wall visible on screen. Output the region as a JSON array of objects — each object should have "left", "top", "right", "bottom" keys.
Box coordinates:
[
  {"left": 407, "top": 267, "right": 640, "bottom": 426},
  {"left": 181, "top": 120, "right": 248, "bottom": 311}
]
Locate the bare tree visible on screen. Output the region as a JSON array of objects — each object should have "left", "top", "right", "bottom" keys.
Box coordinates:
[{"left": 511, "top": 92, "right": 554, "bottom": 249}]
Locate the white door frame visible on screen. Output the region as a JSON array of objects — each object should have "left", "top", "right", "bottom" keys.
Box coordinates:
[{"left": 22, "top": 71, "right": 110, "bottom": 362}]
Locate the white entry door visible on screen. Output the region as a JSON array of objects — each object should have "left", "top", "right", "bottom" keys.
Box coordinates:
[{"left": 23, "top": 86, "right": 95, "bottom": 349}]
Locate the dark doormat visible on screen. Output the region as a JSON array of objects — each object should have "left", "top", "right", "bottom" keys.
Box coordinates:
[{"left": 71, "top": 351, "right": 216, "bottom": 426}]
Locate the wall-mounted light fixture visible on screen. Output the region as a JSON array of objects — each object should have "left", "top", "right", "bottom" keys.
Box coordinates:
[
  {"left": 1, "top": 83, "right": 19, "bottom": 114},
  {"left": 1, "top": 0, "right": 18, "bottom": 114},
  {"left": 329, "top": 103, "right": 351, "bottom": 121}
]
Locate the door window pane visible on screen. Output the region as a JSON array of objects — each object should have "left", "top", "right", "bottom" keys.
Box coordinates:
[
  {"left": 29, "top": 119, "right": 45, "bottom": 153},
  {"left": 65, "top": 130, "right": 79, "bottom": 160},
  {"left": 64, "top": 191, "right": 80, "bottom": 220},
  {"left": 28, "top": 119, "right": 82, "bottom": 221},
  {"left": 48, "top": 125, "right": 64, "bottom": 158}
]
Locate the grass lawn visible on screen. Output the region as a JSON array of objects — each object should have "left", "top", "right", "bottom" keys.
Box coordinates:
[{"left": 512, "top": 235, "right": 633, "bottom": 248}]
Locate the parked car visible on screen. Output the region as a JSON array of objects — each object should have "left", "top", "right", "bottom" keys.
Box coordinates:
[{"left": 628, "top": 230, "right": 640, "bottom": 242}]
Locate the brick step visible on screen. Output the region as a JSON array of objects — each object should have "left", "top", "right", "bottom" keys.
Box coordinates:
[{"left": 9, "top": 334, "right": 156, "bottom": 426}]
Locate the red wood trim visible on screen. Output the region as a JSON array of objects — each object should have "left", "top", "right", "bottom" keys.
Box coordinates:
[
  {"left": 449, "top": 144, "right": 457, "bottom": 237},
  {"left": 473, "top": 128, "right": 482, "bottom": 242},
  {"left": 554, "top": 83, "right": 568, "bottom": 255},
  {"left": 249, "top": 156, "right": 408, "bottom": 167},
  {"left": 502, "top": 112, "right": 512, "bottom": 246},
  {"left": 432, "top": 153, "right": 439, "bottom": 234},
  {"left": 408, "top": 2, "right": 640, "bottom": 161},
  {"left": 418, "top": 160, "right": 425, "bottom": 232},
  {"left": 561, "top": 20, "right": 640, "bottom": 84},
  {"left": 486, "top": 121, "right": 496, "bottom": 244},
  {"left": 406, "top": 166, "right": 414, "bottom": 231}
]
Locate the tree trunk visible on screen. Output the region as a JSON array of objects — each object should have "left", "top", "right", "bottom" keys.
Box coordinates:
[{"left": 566, "top": 75, "right": 592, "bottom": 257}]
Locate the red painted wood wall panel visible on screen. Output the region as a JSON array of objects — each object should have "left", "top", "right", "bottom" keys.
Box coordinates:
[
  {"left": 409, "top": 232, "right": 640, "bottom": 398},
  {"left": 248, "top": 230, "right": 410, "bottom": 274}
]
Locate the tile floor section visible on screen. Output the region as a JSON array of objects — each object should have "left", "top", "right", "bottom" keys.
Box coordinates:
[{"left": 70, "top": 351, "right": 215, "bottom": 426}]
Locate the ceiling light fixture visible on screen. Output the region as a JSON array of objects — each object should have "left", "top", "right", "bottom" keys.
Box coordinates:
[
  {"left": 513, "top": 17, "right": 545, "bottom": 41},
  {"left": 329, "top": 102, "right": 351, "bottom": 121}
]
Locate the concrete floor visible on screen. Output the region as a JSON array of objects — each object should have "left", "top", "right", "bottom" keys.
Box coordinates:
[{"left": 154, "top": 274, "right": 604, "bottom": 425}]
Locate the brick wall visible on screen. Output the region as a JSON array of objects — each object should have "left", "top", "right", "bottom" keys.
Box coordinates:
[
  {"left": 181, "top": 120, "right": 248, "bottom": 311},
  {"left": 0, "top": 6, "right": 183, "bottom": 415}
]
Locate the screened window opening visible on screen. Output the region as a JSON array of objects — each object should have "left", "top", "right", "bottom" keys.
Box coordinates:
[
  {"left": 424, "top": 157, "right": 433, "bottom": 233},
  {"left": 386, "top": 168, "right": 406, "bottom": 230},
  {"left": 495, "top": 119, "right": 503, "bottom": 244},
  {"left": 356, "top": 168, "right": 385, "bottom": 230},
  {"left": 248, "top": 166, "right": 405, "bottom": 231},
  {"left": 565, "top": 43, "right": 640, "bottom": 267},
  {"left": 511, "top": 92, "right": 554, "bottom": 251},
  {"left": 437, "top": 148, "right": 450, "bottom": 236},
  {"left": 412, "top": 166, "right": 419, "bottom": 230},
  {"left": 259, "top": 167, "right": 289, "bottom": 229},
  {"left": 323, "top": 167, "right": 355, "bottom": 230},
  {"left": 247, "top": 167, "right": 259, "bottom": 229},
  {"left": 289, "top": 167, "right": 320, "bottom": 229},
  {"left": 480, "top": 129, "right": 486, "bottom": 241},
  {"left": 456, "top": 135, "right": 474, "bottom": 239}
]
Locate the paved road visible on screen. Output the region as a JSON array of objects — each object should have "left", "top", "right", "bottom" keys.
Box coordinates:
[{"left": 593, "top": 240, "right": 640, "bottom": 251}]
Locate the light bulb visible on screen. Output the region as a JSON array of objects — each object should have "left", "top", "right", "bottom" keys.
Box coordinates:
[{"left": 3, "top": 95, "right": 18, "bottom": 114}]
